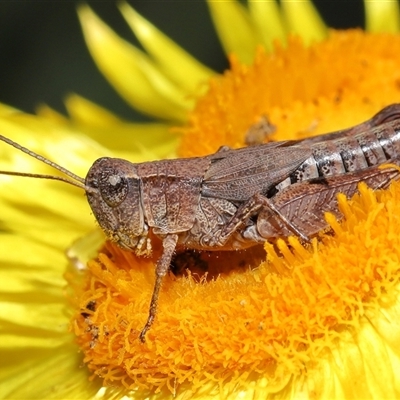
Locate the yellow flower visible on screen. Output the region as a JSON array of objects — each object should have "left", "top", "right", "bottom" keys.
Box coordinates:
[{"left": 1, "top": 1, "right": 400, "bottom": 399}]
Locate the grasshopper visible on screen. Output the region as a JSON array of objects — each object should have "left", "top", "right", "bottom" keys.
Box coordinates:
[{"left": 1, "top": 104, "right": 400, "bottom": 341}]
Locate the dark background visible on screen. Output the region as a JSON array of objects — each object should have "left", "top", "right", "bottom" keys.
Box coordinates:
[{"left": 0, "top": 1, "right": 367, "bottom": 122}]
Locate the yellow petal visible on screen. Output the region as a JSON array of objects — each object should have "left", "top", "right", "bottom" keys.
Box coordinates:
[
  {"left": 0, "top": 184, "right": 92, "bottom": 243},
  {"left": 281, "top": 0, "right": 327, "bottom": 45},
  {"left": 286, "top": 304, "right": 400, "bottom": 398},
  {"left": 1, "top": 304, "right": 67, "bottom": 335},
  {"left": 0, "top": 103, "right": 21, "bottom": 116},
  {"left": 207, "top": 0, "right": 261, "bottom": 64},
  {"left": 66, "top": 229, "right": 105, "bottom": 272},
  {"left": 0, "top": 344, "right": 102, "bottom": 399},
  {"left": 35, "top": 103, "right": 69, "bottom": 125},
  {"left": 64, "top": 94, "right": 179, "bottom": 161},
  {"left": 77, "top": 5, "right": 191, "bottom": 122},
  {"left": 65, "top": 94, "right": 126, "bottom": 127},
  {"left": 248, "top": 0, "right": 287, "bottom": 52},
  {"left": 364, "top": 0, "right": 400, "bottom": 33},
  {"left": 0, "top": 231, "right": 69, "bottom": 269},
  {"left": 119, "top": 2, "right": 215, "bottom": 95}
]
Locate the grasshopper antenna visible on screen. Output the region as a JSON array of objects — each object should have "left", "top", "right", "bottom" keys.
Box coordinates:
[{"left": 0, "top": 134, "right": 96, "bottom": 193}]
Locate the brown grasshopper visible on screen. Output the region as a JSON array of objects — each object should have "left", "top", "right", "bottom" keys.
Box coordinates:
[{"left": 1, "top": 104, "right": 400, "bottom": 341}]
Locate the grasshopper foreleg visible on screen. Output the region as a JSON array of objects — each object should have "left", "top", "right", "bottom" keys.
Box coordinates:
[{"left": 139, "top": 233, "right": 178, "bottom": 342}]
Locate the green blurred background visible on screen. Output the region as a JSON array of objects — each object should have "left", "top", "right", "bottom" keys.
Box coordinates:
[{"left": 0, "top": 1, "right": 366, "bottom": 122}]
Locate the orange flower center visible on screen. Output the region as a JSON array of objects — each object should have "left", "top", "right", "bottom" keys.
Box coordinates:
[{"left": 179, "top": 30, "right": 400, "bottom": 157}]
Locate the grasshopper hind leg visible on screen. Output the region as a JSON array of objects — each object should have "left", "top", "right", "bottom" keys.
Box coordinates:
[{"left": 210, "top": 193, "right": 311, "bottom": 248}]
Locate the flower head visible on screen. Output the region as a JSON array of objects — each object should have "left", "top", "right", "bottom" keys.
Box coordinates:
[{"left": 1, "top": 1, "right": 400, "bottom": 399}]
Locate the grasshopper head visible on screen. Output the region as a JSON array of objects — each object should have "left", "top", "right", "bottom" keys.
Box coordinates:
[{"left": 85, "top": 157, "right": 149, "bottom": 253}]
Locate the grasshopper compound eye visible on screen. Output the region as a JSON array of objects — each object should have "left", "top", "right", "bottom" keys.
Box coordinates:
[{"left": 97, "top": 167, "right": 129, "bottom": 208}]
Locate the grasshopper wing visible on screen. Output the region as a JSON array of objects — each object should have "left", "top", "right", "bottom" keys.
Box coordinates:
[{"left": 202, "top": 142, "right": 311, "bottom": 201}]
